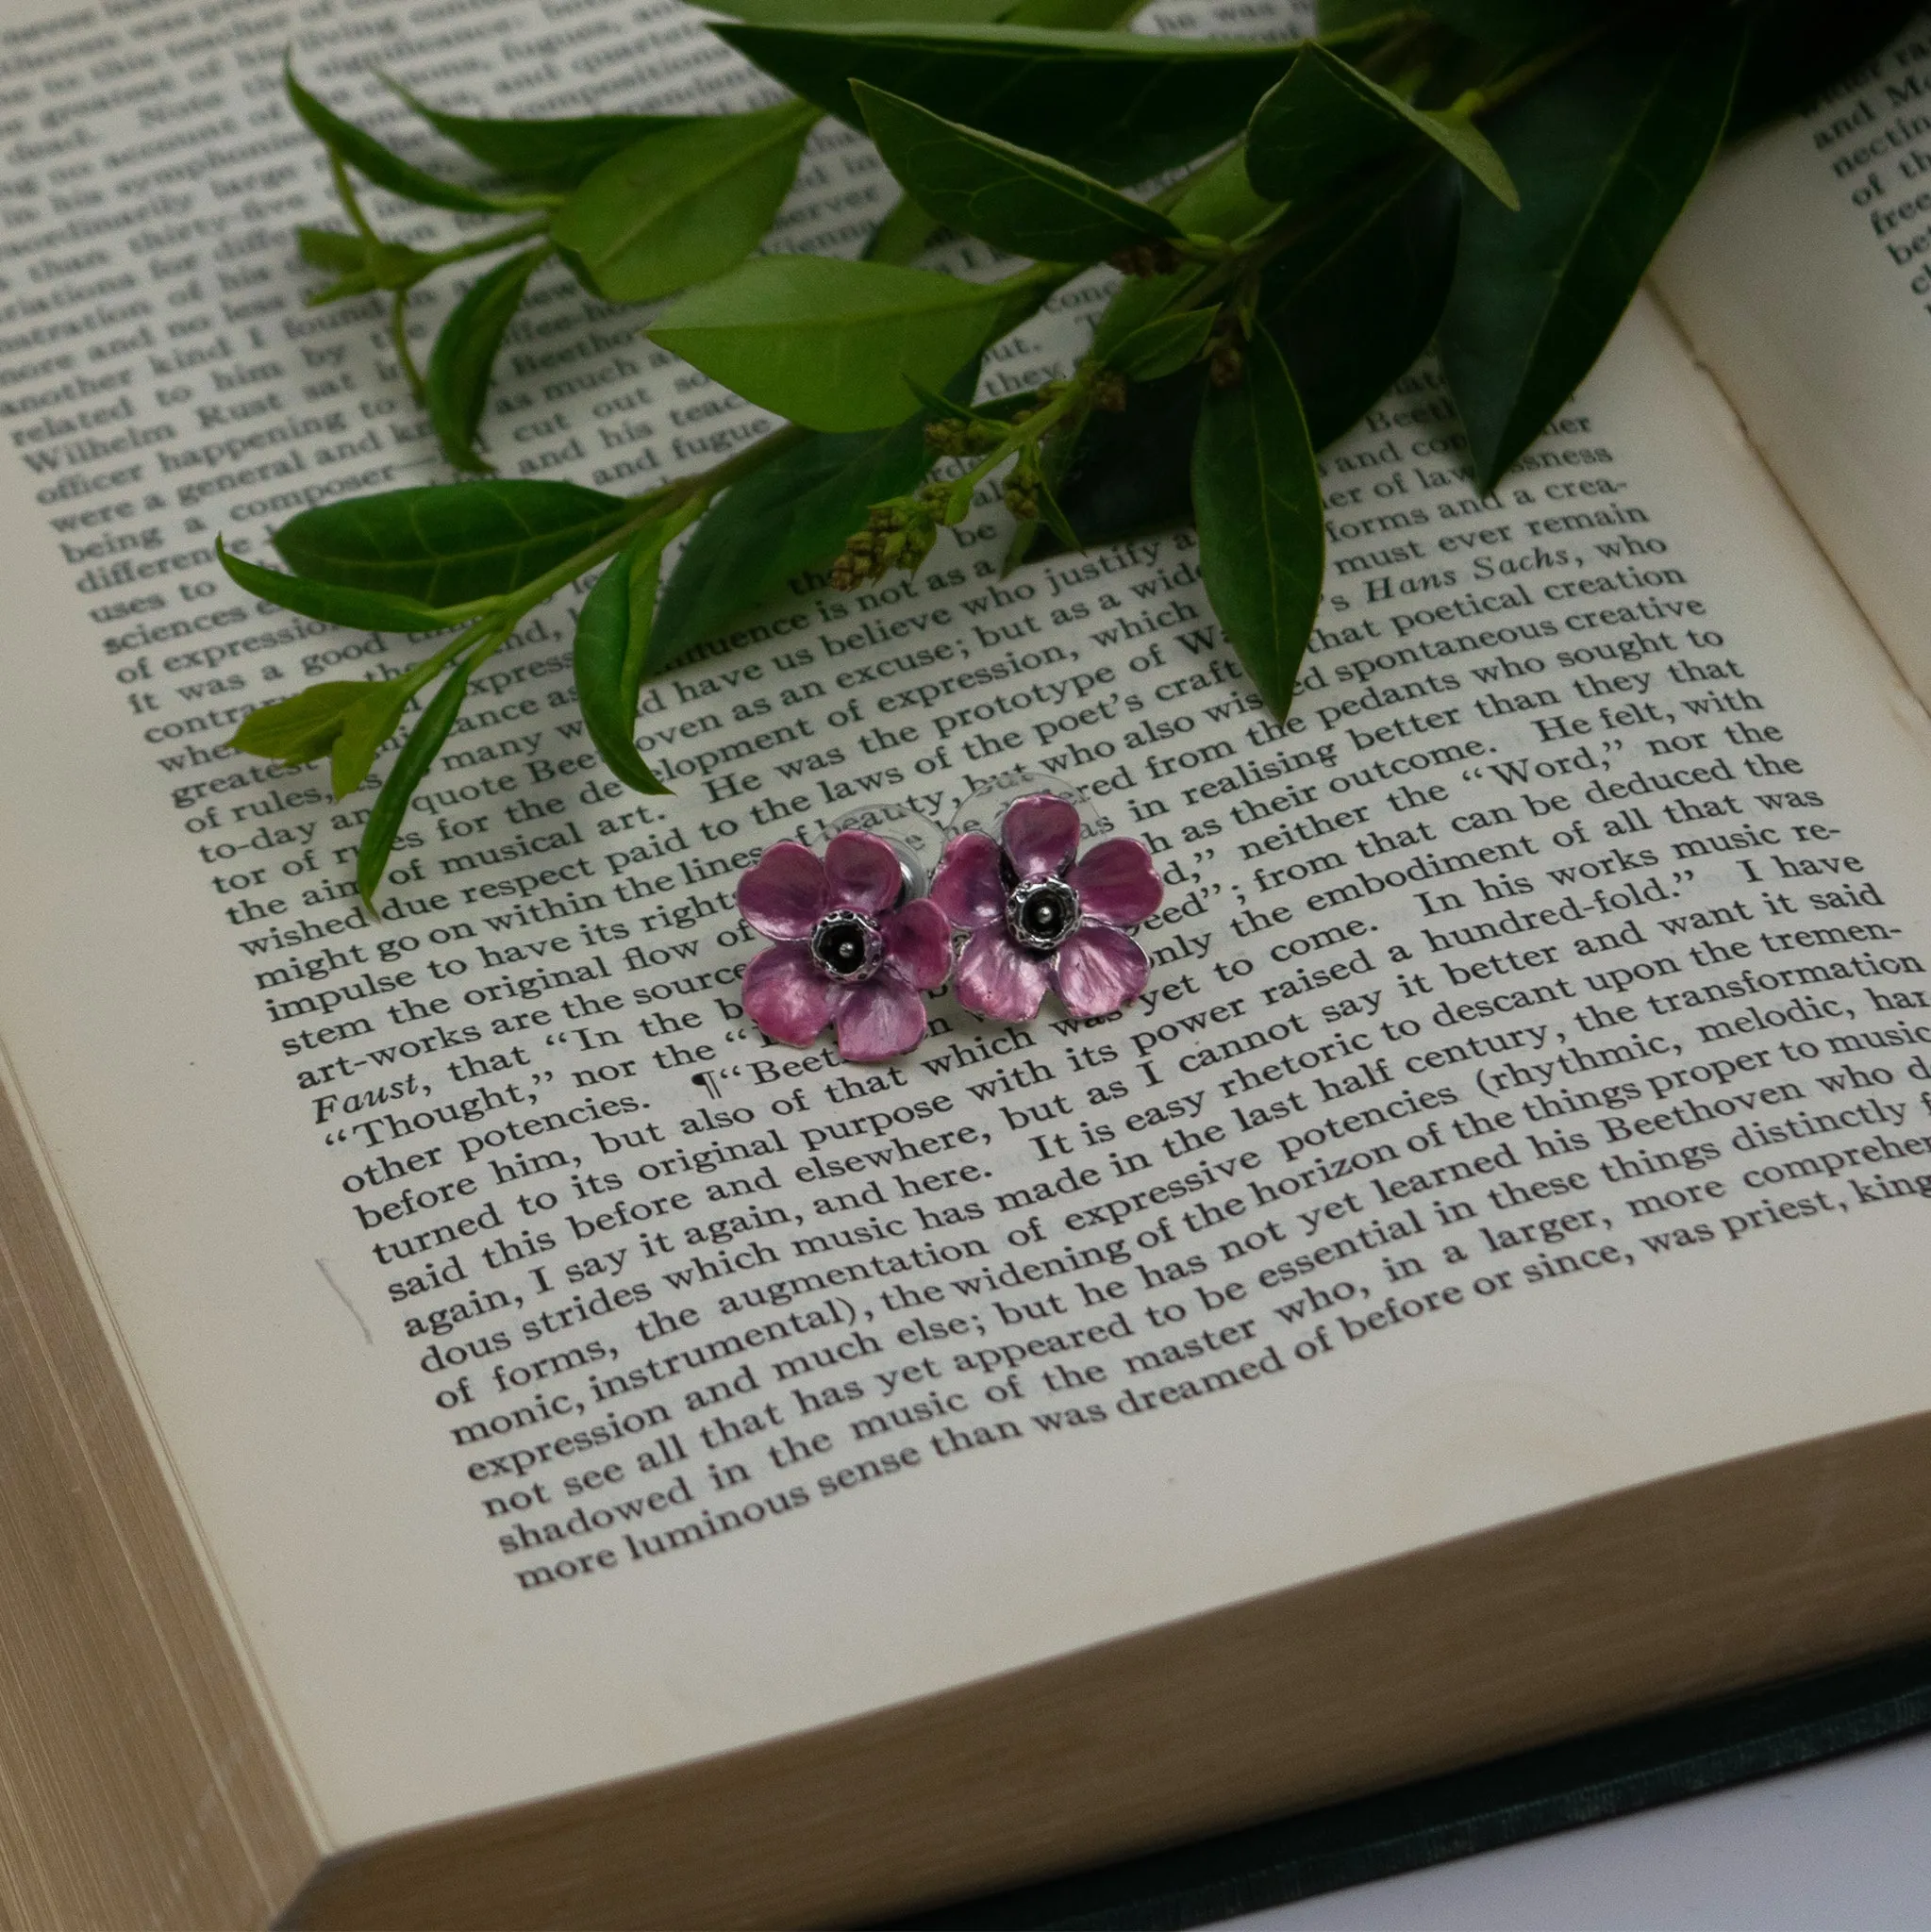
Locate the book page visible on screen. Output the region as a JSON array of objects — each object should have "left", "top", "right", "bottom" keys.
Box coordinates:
[
  {"left": 1653, "top": 18, "right": 1931, "bottom": 697},
  {"left": 4, "top": 0, "right": 1931, "bottom": 1853}
]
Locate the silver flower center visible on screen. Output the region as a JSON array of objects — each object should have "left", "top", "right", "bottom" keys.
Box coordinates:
[
  {"left": 809, "top": 909, "right": 883, "bottom": 982},
  {"left": 1006, "top": 877, "right": 1080, "bottom": 953}
]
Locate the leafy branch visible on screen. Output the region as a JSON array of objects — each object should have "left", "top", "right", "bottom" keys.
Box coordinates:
[{"left": 225, "top": 0, "right": 1916, "bottom": 909}]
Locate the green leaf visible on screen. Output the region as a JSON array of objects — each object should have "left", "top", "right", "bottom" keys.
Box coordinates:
[
  {"left": 1729, "top": 0, "right": 1920, "bottom": 138},
  {"left": 864, "top": 193, "right": 947, "bottom": 265},
  {"left": 711, "top": 21, "right": 1301, "bottom": 183},
  {"left": 330, "top": 675, "right": 422, "bottom": 800},
  {"left": 1168, "top": 144, "right": 1278, "bottom": 243},
  {"left": 1416, "top": 0, "right": 1602, "bottom": 55},
  {"left": 1089, "top": 265, "right": 1201, "bottom": 363},
  {"left": 216, "top": 537, "right": 473, "bottom": 632},
  {"left": 551, "top": 103, "right": 817, "bottom": 304},
  {"left": 574, "top": 535, "right": 674, "bottom": 795},
  {"left": 851, "top": 80, "right": 1177, "bottom": 262},
  {"left": 297, "top": 225, "right": 367, "bottom": 273},
  {"left": 383, "top": 79, "right": 686, "bottom": 187},
  {"left": 426, "top": 245, "right": 548, "bottom": 473},
  {"left": 358, "top": 661, "right": 473, "bottom": 910},
  {"left": 717, "top": 0, "right": 1009, "bottom": 21},
  {"left": 1439, "top": 10, "right": 1746, "bottom": 492},
  {"left": 1261, "top": 152, "right": 1459, "bottom": 449},
  {"left": 295, "top": 227, "right": 436, "bottom": 303},
  {"left": 650, "top": 255, "right": 1008, "bottom": 431},
  {"left": 1039, "top": 363, "right": 1205, "bottom": 558},
  {"left": 1246, "top": 42, "right": 1517, "bottom": 208},
  {"left": 1315, "top": 0, "right": 1403, "bottom": 26},
  {"left": 228, "top": 682, "right": 372, "bottom": 766},
  {"left": 901, "top": 372, "right": 1001, "bottom": 424},
  {"left": 1002, "top": 0, "right": 1141, "bottom": 25},
  {"left": 712, "top": 0, "right": 1136, "bottom": 23},
  {"left": 273, "top": 480, "right": 631, "bottom": 606},
  {"left": 1048, "top": 155, "right": 1457, "bottom": 561},
  {"left": 1191, "top": 325, "right": 1324, "bottom": 722},
  {"left": 1106, "top": 307, "right": 1215, "bottom": 381},
  {"left": 285, "top": 61, "right": 521, "bottom": 215},
  {"left": 652, "top": 380, "right": 969, "bottom": 668}
]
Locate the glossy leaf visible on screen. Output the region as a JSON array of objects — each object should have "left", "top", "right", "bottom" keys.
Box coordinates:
[
  {"left": 1038, "top": 363, "right": 1206, "bottom": 556},
  {"left": 273, "top": 481, "right": 631, "bottom": 605},
  {"left": 216, "top": 537, "right": 471, "bottom": 632},
  {"left": 1314, "top": 0, "right": 1403, "bottom": 25},
  {"left": 426, "top": 246, "right": 548, "bottom": 473},
  {"left": 1004, "top": 0, "right": 1142, "bottom": 25},
  {"left": 1040, "top": 154, "right": 1456, "bottom": 560},
  {"left": 1416, "top": 0, "right": 1602, "bottom": 53},
  {"left": 1440, "top": 10, "right": 1746, "bottom": 491},
  {"left": 1089, "top": 266, "right": 1202, "bottom": 363},
  {"left": 297, "top": 225, "right": 367, "bottom": 273},
  {"left": 1106, "top": 308, "right": 1215, "bottom": 381},
  {"left": 718, "top": 0, "right": 1011, "bottom": 21},
  {"left": 852, "top": 81, "right": 1177, "bottom": 262},
  {"left": 1261, "top": 153, "right": 1459, "bottom": 449},
  {"left": 711, "top": 21, "right": 1301, "bottom": 183},
  {"left": 1729, "top": 0, "right": 1921, "bottom": 137},
  {"left": 330, "top": 675, "right": 422, "bottom": 800},
  {"left": 1247, "top": 42, "right": 1517, "bottom": 208},
  {"left": 229, "top": 682, "right": 372, "bottom": 766},
  {"left": 295, "top": 227, "right": 435, "bottom": 303},
  {"left": 650, "top": 255, "right": 1007, "bottom": 431},
  {"left": 1168, "top": 144, "right": 1278, "bottom": 243},
  {"left": 383, "top": 79, "right": 685, "bottom": 187},
  {"left": 552, "top": 103, "right": 818, "bottom": 304},
  {"left": 574, "top": 536, "right": 673, "bottom": 795},
  {"left": 652, "top": 375, "right": 972, "bottom": 667},
  {"left": 864, "top": 193, "right": 946, "bottom": 265},
  {"left": 901, "top": 372, "right": 1001, "bottom": 424},
  {"left": 714, "top": 0, "right": 1133, "bottom": 22},
  {"left": 1191, "top": 325, "right": 1323, "bottom": 722},
  {"left": 358, "top": 661, "right": 473, "bottom": 910},
  {"left": 285, "top": 62, "right": 519, "bottom": 215}
]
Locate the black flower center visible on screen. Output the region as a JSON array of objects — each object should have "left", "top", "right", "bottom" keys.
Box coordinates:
[
  {"left": 810, "top": 909, "right": 882, "bottom": 982},
  {"left": 1007, "top": 878, "right": 1080, "bottom": 953}
]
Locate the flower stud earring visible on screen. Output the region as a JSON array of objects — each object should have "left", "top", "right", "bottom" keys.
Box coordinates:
[
  {"left": 738, "top": 829, "right": 951, "bottom": 1061},
  {"left": 930, "top": 791, "right": 1162, "bottom": 1024}
]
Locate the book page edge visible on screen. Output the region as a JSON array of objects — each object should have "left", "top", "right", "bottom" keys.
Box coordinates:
[{"left": 0, "top": 1060, "right": 320, "bottom": 1929}]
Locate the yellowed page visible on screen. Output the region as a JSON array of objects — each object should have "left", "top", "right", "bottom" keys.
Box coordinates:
[
  {"left": 3, "top": 0, "right": 1931, "bottom": 1860},
  {"left": 1655, "top": 23, "right": 1931, "bottom": 693}
]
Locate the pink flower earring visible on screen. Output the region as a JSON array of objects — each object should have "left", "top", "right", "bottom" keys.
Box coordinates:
[
  {"left": 738, "top": 829, "right": 951, "bottom": 1061},
  {"left": 930, "top": 791, "right": 1162, "bottom": 1024}
]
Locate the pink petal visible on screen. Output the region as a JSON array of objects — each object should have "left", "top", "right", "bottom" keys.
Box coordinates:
[
  {"left": 834, "top": 978, "right": 928, "bottom": 1061},
  {"left": 930, "top": 832, "right": 1006, "bottom": 930},
  {"left": 1052, "top": 925, "right": 1148, "bottom": 1021},
  {"left": 1069, "top": 838, "right": 1163, "bottom": 928},
  {"left": 881, "top": 897, "right": 953, "bottom": 992},
  {"left": 824, "top": 829, "right": 904, "bottom": 914},
  {"left": 742, "top": 941, "right": 838, "bottom": 1046},
  {"left": 739, "top": 842, "right": 827, "bottom": 940},
  {"left": 1002, "top": 793, "right": 1080, "bottom": 880},
  {"left": 955, "top": 927, "right": 1050, "bottom": 1024}
]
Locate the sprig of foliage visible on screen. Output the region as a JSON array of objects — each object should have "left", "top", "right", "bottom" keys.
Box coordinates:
[{"left": 229, "top": 0, "right": 1915, "bottom": 908}]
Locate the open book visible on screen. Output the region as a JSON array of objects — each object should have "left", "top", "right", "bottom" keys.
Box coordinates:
[{"left": 5, "top": 0, "right": 1931, "bottom": 1923}]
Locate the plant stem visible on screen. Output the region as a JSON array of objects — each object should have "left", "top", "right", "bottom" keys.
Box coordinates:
[
  {"left": 390, "top": 293, "right": 425, "bottom": 402},
  {"left": 424, "top": 217, "right": 553, "bottom": 271},
  {"left": 330, "top": 152, "right": 377, "bottom": 241},
  {"left": 1455, "top": 14, "right": 1614, "bottom": 118},
  {"left": 941, "top": 377, "right": 1085, "bottom": 520}
]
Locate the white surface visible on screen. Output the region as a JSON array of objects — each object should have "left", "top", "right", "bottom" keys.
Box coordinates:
[{"left": 1244, "top": 1727, "right": 1931, "bottom": 1930}]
